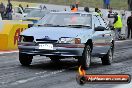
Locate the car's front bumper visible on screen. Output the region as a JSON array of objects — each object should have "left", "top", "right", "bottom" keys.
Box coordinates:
[{"left": 18, "top": 42, "right": 85, "bottom": 57}]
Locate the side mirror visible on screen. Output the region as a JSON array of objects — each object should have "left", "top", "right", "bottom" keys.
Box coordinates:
[
  {"left": 18, "top": 11, "right": 22, "bottom": 14},
  {"left": 94, "top": 26, "right": 105, "bottom": 31}
]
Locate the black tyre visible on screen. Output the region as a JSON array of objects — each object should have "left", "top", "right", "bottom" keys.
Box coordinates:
[
  {"left": 19, "top": 53, "right": 33, "bottom": 66},
  {"left": 101, "top": 47, "right": 113, "bottom": 65},
  {"left": 78, "top": 45, "right": 91, "bottom": 69}
]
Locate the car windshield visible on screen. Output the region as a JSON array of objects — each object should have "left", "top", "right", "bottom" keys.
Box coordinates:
[
  {"left": 36, "top": 13, "right": 92, "bottom": 28},
  {"left": 26, "top": 10, "right": 49, "bottom": 18}
]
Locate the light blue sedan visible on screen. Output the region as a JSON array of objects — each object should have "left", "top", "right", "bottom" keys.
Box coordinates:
[{"left": 18, "top": 12, "right": 115, "bottom": 69}]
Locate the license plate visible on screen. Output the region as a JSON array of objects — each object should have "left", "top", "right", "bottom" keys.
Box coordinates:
[{"left": 39, "top": 44, "right": 53, "bottom": 50}]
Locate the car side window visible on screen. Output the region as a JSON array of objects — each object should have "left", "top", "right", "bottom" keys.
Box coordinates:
[{"left": 93, "top": 16, "right": 101, "bottom": 27}]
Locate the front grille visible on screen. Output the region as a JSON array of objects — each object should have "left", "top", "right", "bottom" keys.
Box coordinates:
[{"left": 36, "top": 39, "right": 58, "bottom": 43}]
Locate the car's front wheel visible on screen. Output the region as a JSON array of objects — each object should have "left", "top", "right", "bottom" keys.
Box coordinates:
[
  {"left": 101, "top": 47, "right": 113, "bottom": 65},
  {"left": 19, "top": 53, "right": 33, "bottom": 66},
  {"left": 78, "top": 45, "right": 91, "bottom": 69}
]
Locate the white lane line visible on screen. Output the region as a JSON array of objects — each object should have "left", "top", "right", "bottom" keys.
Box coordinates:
[
  {"left": 11, "top": 77, "right": 37, "bottom": 85},
  {"left": 11, "top": 69, "right": 65, "bottom": 86},
  {"left": 0, "top": 51, "right": 19, "bottom": 54},
  {"left": 35, "top": 71, "right": 47, "bottom": 75}
]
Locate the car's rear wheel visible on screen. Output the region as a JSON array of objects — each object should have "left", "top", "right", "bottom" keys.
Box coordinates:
[
  {"left": 19, "top": 53, "right": 33, "bottom": 66},
  {"left": 78, "top": 45, "right": 91, "bottom": 69},
  {"left": 101, "top": 47, "right": 113, "bottom": 65}
]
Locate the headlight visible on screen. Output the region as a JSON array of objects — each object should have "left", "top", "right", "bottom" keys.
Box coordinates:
[
  {"left": 58, "top": 37, "right": 81, "bottom": 44},
  {"left": 18, "top": 36, "right": 34, "bottom": 42}
]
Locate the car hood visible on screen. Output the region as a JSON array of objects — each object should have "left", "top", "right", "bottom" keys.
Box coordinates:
[{"left": 21, "top": 27, "right": 92, "bottom": 40}]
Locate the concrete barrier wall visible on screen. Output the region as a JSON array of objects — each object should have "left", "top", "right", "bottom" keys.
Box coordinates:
[{"left": 0, "top": 21, "right": 30, "bottom": 50}]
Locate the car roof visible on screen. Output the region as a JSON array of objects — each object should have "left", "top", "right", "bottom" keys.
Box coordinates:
[{"left": 50, "top": 11, "right": 99, "bottom": 16}]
